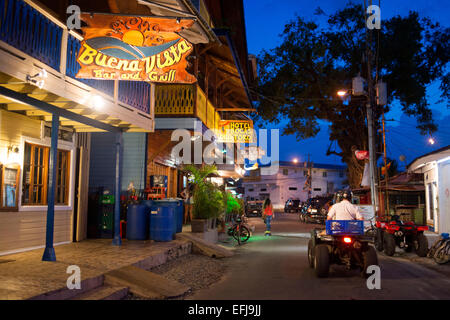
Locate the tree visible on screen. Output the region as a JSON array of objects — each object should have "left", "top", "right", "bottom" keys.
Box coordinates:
[{"left": 255, "top": 3, "right": 449, "bottom": 188}]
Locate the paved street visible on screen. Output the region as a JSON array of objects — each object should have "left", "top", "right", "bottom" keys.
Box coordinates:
[{"left": 189, "top": 213, "right": 450, "bottom": 300}]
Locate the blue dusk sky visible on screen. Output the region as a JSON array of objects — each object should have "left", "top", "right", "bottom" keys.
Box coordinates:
[{"left": 243, "top": 0, "right": 450, "bottom": 167}]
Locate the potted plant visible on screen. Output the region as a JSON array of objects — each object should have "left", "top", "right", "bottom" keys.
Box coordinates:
[{"left": 182, "top": 165, "right": 224, "bottom": 233}]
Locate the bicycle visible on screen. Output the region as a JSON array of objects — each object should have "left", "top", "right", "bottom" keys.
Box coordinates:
[
  {"left": 227, "top": 214, "right": 251, "bottom": 245},
  {"left": 428, "top": 233, "right": 450, "bottom": 264}
]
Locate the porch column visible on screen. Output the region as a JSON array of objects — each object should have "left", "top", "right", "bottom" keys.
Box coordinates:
[
  {"left": 112, "top": 131, "right": 123, "bottom": 246},
  {"left": 42, "top": 114, "right": 59, "bottom": 261}
]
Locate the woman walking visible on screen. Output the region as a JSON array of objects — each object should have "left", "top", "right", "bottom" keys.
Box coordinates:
[{"left": 263, "top": 198, "right": 274, "bottom": 236}]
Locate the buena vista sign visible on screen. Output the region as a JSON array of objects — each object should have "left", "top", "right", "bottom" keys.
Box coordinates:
[{"left": 76, "top": 14, "right": 197, "bottom": 83}]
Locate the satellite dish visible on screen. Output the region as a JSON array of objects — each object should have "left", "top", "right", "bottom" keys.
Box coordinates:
[{"left": 399, "top": 155, "right": 406, "bottom": 162}]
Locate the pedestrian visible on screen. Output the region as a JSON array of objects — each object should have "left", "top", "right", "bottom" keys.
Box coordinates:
[
  {"left": 262, "top": 198, "right": 274, "bottom": 236},
  {"left": 181, "top": 183, "right": 195, "bottom": 224}
]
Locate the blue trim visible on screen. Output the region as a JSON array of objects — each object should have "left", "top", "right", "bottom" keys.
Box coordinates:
[
  {"left": 0, "top": 0, "right": 62, "bottom": 71},
  {"left": 112, "top": 132, "right": 123, "bottom": 246},
  {"left": 42, "top": 114, "right": 59, "bottom": 261}
]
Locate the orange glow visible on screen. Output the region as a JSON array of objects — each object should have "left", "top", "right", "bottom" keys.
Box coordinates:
[
  {"left": 343, "top": 237, "right": 352, "bottom": 243},
  {"left": 337, "top": 90, "right": 347, "bottom": 97}
]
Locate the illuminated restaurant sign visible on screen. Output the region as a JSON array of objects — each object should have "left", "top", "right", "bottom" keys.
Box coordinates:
[
  {"left": 216, "top": 120, "right": 254, "bottom": 143},
  {"left": 76, "top": 14, "right": 196, "bottom": 83}
]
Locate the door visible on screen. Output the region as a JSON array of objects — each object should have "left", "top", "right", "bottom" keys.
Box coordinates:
[{"left": 73, "top": 133, "right": 91, "bottom": 242}]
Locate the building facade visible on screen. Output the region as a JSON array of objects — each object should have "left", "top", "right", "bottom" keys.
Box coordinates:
[
  {"left": 408, "top": 145, "right": 450, "bottom": 234},
  {"left": 242, "top": 161, "right": 347, "bottom": 209},
  {"left": 0, "top": 0, "right": 254, "bottom": 255}
]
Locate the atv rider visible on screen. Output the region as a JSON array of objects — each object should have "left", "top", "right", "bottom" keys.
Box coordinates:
[{"left": 327, "top": 190, "right": 364, "bottom": 221}]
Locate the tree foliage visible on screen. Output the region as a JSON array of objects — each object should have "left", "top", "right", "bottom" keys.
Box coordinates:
[{"left": 255, "top": 3, "right": 449, "bottom": 187}]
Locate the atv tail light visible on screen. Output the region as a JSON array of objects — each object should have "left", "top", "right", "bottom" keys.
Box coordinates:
[
  {"left": 343, "top": 237, "right": 352, "bottom": 244},
  {"left": 388, "top": 225, "right": 400, "bottom": 231},
  {"left": 417, "top": 226, "right": 428, "bottom": 231}
]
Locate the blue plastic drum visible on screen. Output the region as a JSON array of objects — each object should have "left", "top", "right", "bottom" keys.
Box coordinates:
[
  {"left": 126, "top": 204, "right": 149, "bottom": 240},
  {"left": 149, "top": 200, "right": 178, "bottom": 242},
  {"left": 168, "top": 199, "right": 184, "bottom": 233}
]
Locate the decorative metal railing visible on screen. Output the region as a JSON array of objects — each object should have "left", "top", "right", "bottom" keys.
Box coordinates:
[
  {"left": 0, "top": 0, "right": 151, "bottom": 114},
  {"left": 0, "top": 0, "right": 62, "bottom": 71},
  {"left": 118, "top": 81, "right": 151, "bottom": 114}
]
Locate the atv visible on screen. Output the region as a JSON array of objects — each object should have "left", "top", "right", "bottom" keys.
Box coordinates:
[
  {"left": 374, "top": 214, "right": 429, "bottom": 257},
  {"left": 308, "top": 220, "right": 378, "bottom": 278}
]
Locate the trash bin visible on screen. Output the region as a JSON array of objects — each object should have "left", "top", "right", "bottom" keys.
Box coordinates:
[
  {"left": 167, "top": 198, "right": 184, "bottom": 233},
  {"left": 126, "top": 204, "right": 148, "bottom": 240},
  {"left": 149, "top": 200, "right": 178, "bottom": 241}
]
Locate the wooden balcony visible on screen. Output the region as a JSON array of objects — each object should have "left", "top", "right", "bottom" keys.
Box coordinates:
[{"left": 154, "top": 83, "right": 221, "bottom": 132}]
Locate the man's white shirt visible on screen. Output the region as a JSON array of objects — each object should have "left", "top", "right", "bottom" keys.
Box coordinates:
[{"left": 327, "top": 200, "right": 363, "bottom": 220}]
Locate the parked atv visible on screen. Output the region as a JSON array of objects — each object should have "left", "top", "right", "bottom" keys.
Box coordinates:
[
  {"left": 308, "top": 220, "right": 378, "bottom": 278},
  {"left": 374, "top": 214, "right": 429, "bottom": 257}
]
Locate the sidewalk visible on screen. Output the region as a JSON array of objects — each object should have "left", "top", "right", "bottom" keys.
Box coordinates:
[{"left": 0, "top": 237, "right": 192, "bottom": 300}]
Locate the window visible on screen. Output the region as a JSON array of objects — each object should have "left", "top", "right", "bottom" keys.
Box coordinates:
[
  {"left": 289, "top": 187, "right": 297, "bottom": 191},
  {"left": 22, "top": 143, "right": 70, "bottom": 205},
  {"left": 313, "top": 188, "right": 321, "bottom": 191},
  {"left": 260, "top": 188, "right": 267, "bottom": 192},
  {"left": 282, "top": 169, "right": 288, "bottom": 175},
  {"left": 339, "top": 171, "right": 344, "bottom": 178},
  {"left": 323, "top": 171, "right": 327, "bottom": 177},
  {"left": 248, "top": 188, "right": 254, "bottom": 192},
  {"left": 303, "top": 170, "right": 308, "bottom": 176},
  {"left": 0, "top": 164, "right": 20, "bottom": 210}
]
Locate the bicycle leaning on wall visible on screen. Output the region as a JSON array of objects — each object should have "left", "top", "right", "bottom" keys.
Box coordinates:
[{"left": 428, "top": 233, "right": 450, "bottom": 264}]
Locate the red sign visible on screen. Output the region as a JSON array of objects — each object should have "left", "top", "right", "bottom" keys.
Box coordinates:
[{"left": 355, "top": 150, "right": 369, "bottom": 160}]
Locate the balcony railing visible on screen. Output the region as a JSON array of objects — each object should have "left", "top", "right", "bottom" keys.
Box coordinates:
[
  {"left": 155, "top": 84, "right": 221, "bottom": 131},
  {"left": 0, "top": 0, "right": 150, "bottom": 115}
]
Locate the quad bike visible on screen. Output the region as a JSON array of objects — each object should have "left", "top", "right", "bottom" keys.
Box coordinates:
[
  {"left": 374, "top": 214, "right": 429, "bottom": 257},
  {"left": 308, "top": 220, "right": 378, "bottom": 278}
]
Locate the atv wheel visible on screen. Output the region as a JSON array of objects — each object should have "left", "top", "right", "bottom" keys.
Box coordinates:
[
  {"left": 374, "top": 229, "right": 384, "bottom": 252},
  {"left": 314, "top": 244, "right": 329, "bottom": 277},
  {"left": 383, "top": 232, "right": 396, "bottom": 256},
  {"left": 361, "top": 246, "right": 378, "bottom": 278},
  {"left": 415, "top": 233, "right": 429, "bottom": 257},
  {"left": 307, "top": 240, "right": 314, "bottom": 268}
]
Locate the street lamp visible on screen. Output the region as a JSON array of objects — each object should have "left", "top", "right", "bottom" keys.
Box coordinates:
[
  {"left": 428, "top": 137, "right": 436, "bottom": 145},
  {"left": 337, "top": 90, "right": 348, "bottom": 97},
  {"left": 293, "top": 158, "right": 298, "bottom": 164}
]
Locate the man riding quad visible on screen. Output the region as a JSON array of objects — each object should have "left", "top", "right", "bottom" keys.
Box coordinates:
[{"left": 308, "top": 190, "right": 379, "bottom": 278}]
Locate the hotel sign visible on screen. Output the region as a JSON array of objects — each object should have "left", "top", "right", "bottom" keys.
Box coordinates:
[
  {"left": 76, "top": 14, "right": 196, "bottom": 83},
  {"left": 217, "top": 120, "right": 254, "bottom": 143}
]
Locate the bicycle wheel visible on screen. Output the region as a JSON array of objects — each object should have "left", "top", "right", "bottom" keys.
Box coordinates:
[
  {"left": 238, "top": 226, "right": 250, "bottom": 243},
  {"left": 433, "top": 242, "right": 450, "bottom": 264},
  {"left": 232, "top": 225, "right": 241, "bottom": 245}
]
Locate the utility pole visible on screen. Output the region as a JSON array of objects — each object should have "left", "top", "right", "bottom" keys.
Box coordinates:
[
  {"left": 382, "top": 112, "right": 389, "bottom": 215},
  {"left": 365, "top": 0, "right": 379, "bottom": 214}
]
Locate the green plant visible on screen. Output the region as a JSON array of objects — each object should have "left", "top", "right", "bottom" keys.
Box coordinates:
[{"left": 182, "top": 165, "right": 224, "bottom": 219}]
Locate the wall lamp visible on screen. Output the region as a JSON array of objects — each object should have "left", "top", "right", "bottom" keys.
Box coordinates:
[{"left": 26, "top": 69, "right": 47, "bottom": 89}]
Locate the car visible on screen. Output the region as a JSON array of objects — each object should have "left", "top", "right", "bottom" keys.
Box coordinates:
[
  {"left": 246, "top": 202, "right": 263, "bottom": 217},
  {"left": 284, "top": 199, "right": 302, "bottom": 213},
  {"left": 308, "top": 220, "right": 378, "bottom": 278},
  {"left": 300, "top": 196, "right": 333, "bottom": 224}
]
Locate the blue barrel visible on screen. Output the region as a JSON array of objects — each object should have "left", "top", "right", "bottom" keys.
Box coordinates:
[
  {"left": 174, "top": 199, "right": 184, "bottom": 233},
  {"left": 126, "top": 204, "right": 148, "bottom": 240},
  {"left": 149, "top": 200, "right": 178, "bottom": 241},
  {"left": 141, "top": 200, "right": 153, "bottom": 210},
  {"left": 167, "top": 198, "right": 184, "bottom": 233}
]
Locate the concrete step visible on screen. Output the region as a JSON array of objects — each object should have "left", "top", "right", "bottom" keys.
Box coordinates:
[
  {"left": 29, "top": 275, "right": 104, "bottom": 300},
  {"left": 177, "top": 233, "right": 234, "bottom": 258},
  {"left": 104, "top": 265, "right": 190, "bottom": 299},
  {"left": 71, "top": 285, "right": 128, "bottom": 300}
]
